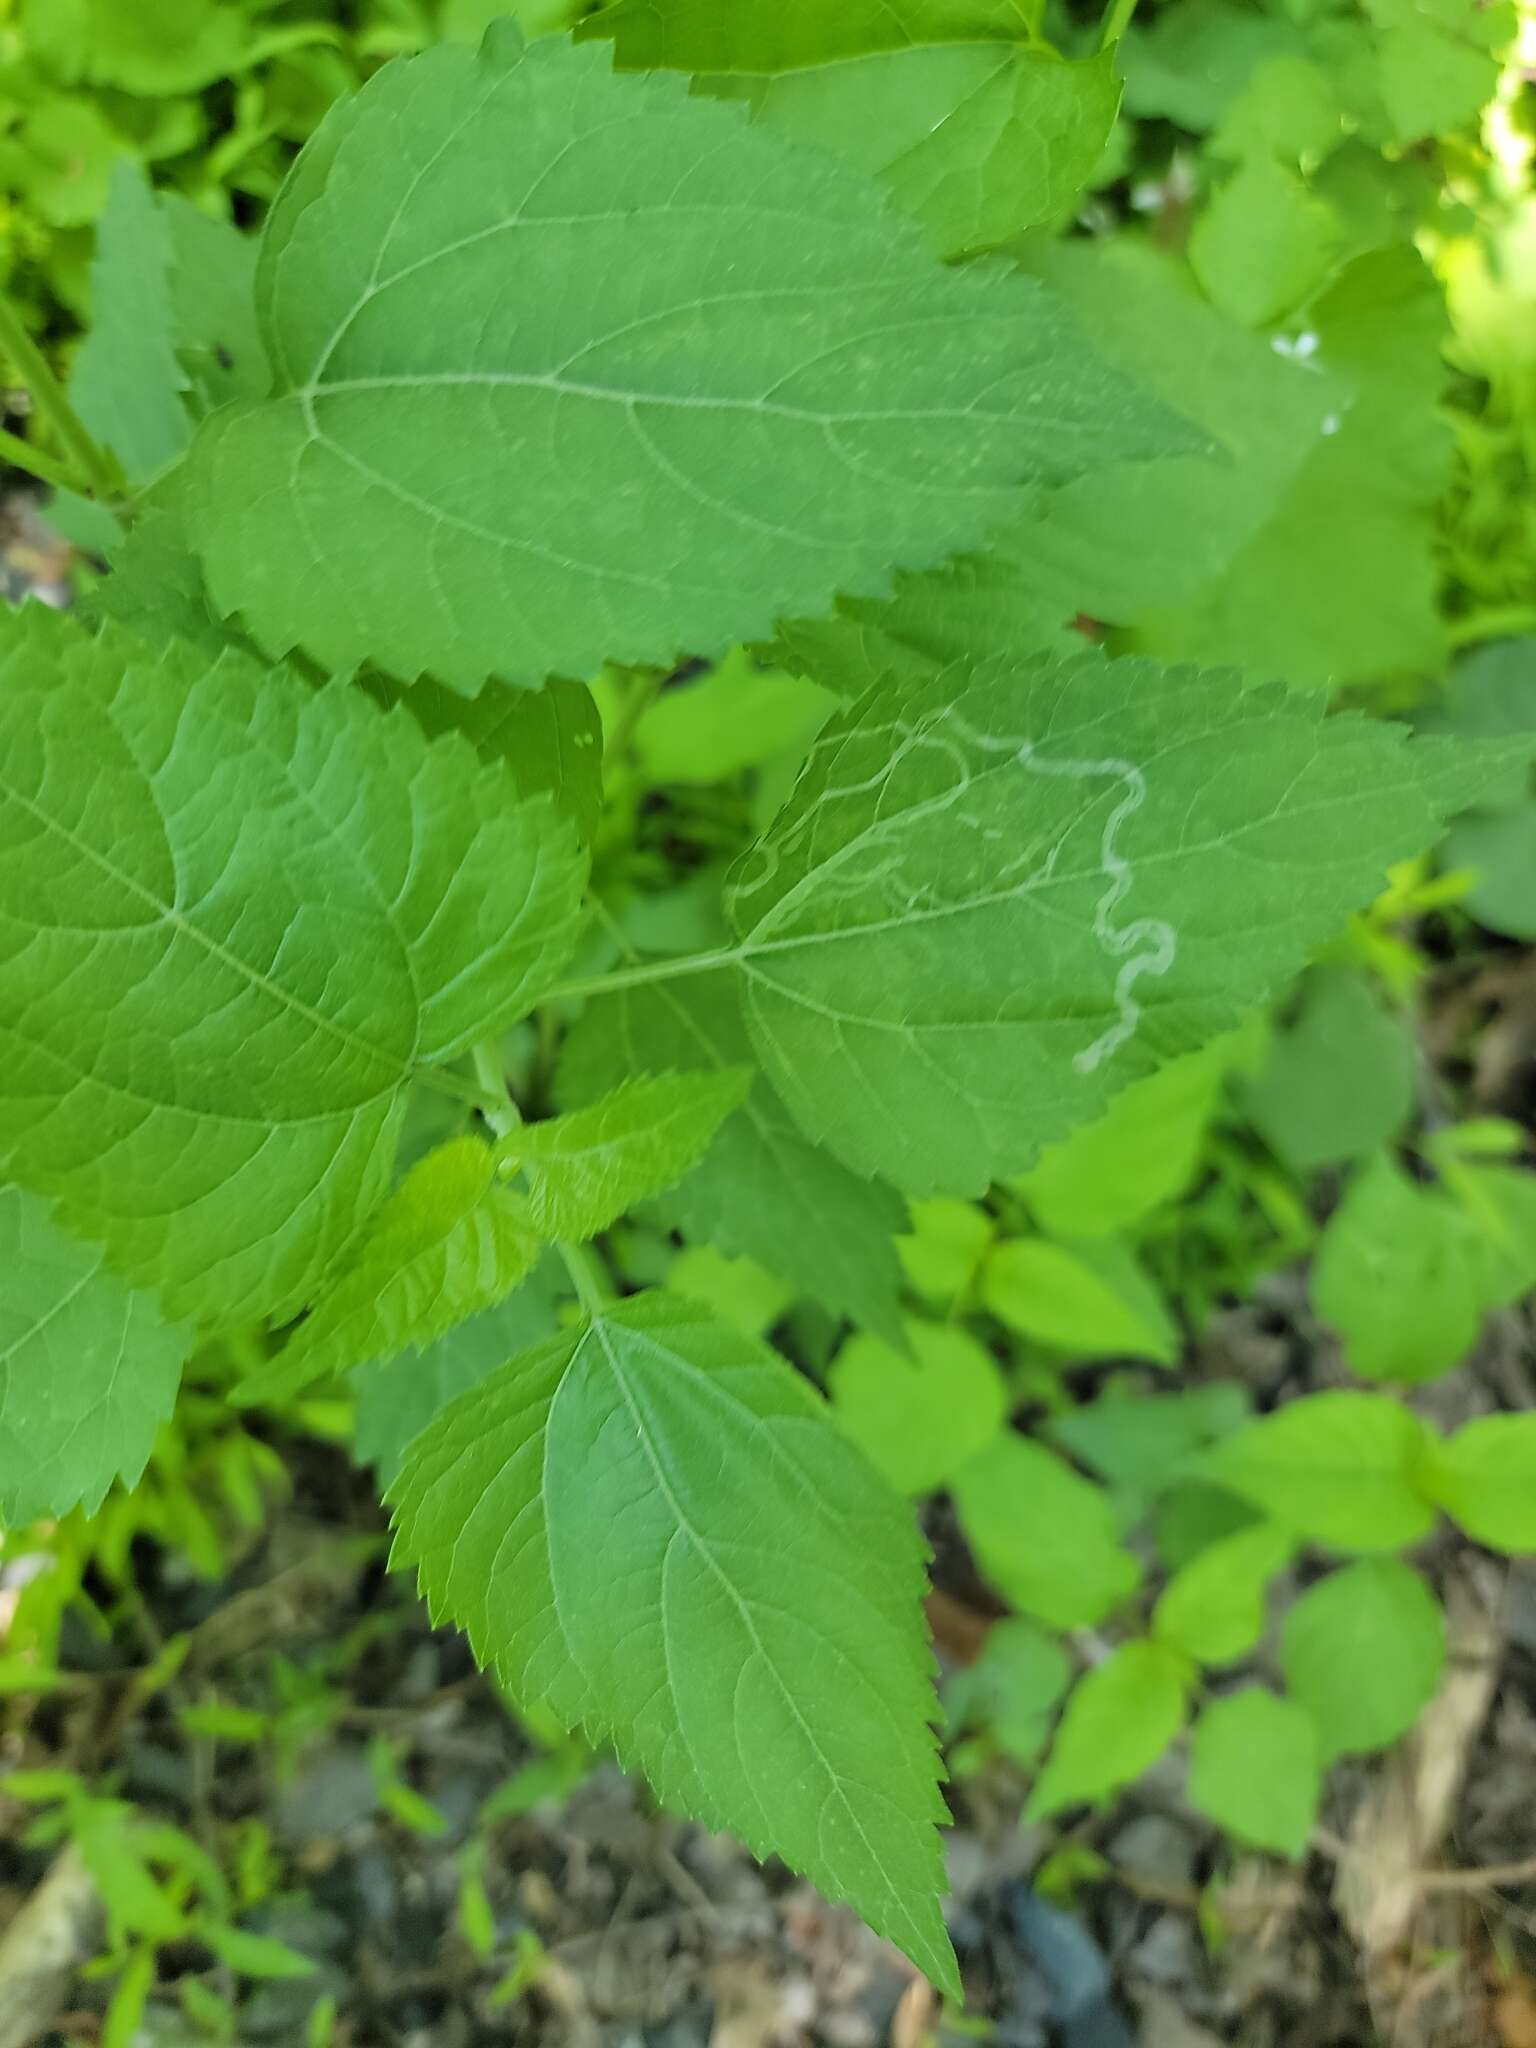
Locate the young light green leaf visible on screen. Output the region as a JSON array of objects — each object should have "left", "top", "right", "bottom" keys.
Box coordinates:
[
  {"left": 1188, "top": 1689, "right": 1320, "bottom": 1858},
  {"left": 1280, "top": 1560, "right": 1445, "bottom": 1761},
  {"left": 1240, "top": 968, "right": 1415, "bottom": 1174},
  {"left": 830, "top": 1320, "right": 1008, "bottom": 1497},
  {"left": 728, "top": 649, "right": 1510, "bottom": 1194},
  {"left": 504, "top": 1070, "right": 751, "bottom": 1243},
  {"left": 1188, "top": 152, "right": 1342, "bottom": 329},
  {"left": 1199, "top": 1392, "right": 1436, "bottom": 1552},
  {"left": 897, "top": 1198, "right": 994, "bottom": 1305},
  {"left": 586, "top": 0, "right": 1121, "bottom": 257},
  {"left": 235, "top": 1140, "right": 544, "bottom": 1407},
  {"left": 71, "top": 162, "right": 188, "bottom": 484},
  {"left": 389, "top": 1290, "right": 958, "bottom": 1997},
  {"left": 22, "top": 0, "right": 256, "bottom": 95},
  {"left": 1152, "top": 1522, "right": 1295, "bottom": 1666},
  {"left": 634, "top": 653, "right": 833, "bottom": 786},
  {"left": 0, "top": 607, "right": 585, "bottom": 1330},
  {"left": 557, "top": 973, "right": 908, "bottom": 1342},
  {"left": 1422, "top": 1416, "right": 1536, "bottom": 1555},
  {"left": 187, "top": 24, "right": 1191, "bottom": 692},
  {"left": 1312, "top": 1155, "right": 1487, "bottom": 1385},
  {"left": 952, "top": 1433, "right": 1142, "bottom": 1629},
  {"left": 0, "top": 1186, "right": 188, "bottom": 1523},
  {"left": 1026, "top": 1641, "right": 1192, "bottom": 1819},
  {"left": 1015, "top": 1037, "right": 1234, "bottom": 1239},
  {"left": 353, "top": 1255, "right": 565, "bottom": 1486},
  {"left": 978, "top": 1236, "right": 1178, "bottom": 1365}
]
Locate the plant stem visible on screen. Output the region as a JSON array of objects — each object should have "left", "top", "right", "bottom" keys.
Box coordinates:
[
  {"left": 543, "top": 943, "right": 740, "bottom": 1007},
  {"left": 471, "top": 1040, "right": 611, "bottom": 1313},
  {"left": 0, "top": 292, "right": 123, "bottom": 502},
  {"left": 602, "top": 668, "right": 664, "bottom": 770},
  {"left": 0, "top": 424, "right": 84, "bottom": 496},
  {"left": 470, "top": 1040, "right": 520, "bottom": 1135},
  {"left": 557, "top": 1240, "right": 611, "bottom": 1313},
  {"left": 1099, "top": 0, "right": 1140, "bottom": 47}
]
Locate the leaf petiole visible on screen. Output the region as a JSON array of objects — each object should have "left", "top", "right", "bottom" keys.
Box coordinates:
[{"left": 541, "top": 944, "right": 741, "bottom": 1007}]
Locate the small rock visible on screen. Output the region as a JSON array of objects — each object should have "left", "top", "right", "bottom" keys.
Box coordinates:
[
  {"left": 275, "top": 1747, "right": 377, "bottom": 1846},
  {"left": 1108, "top": 1814, "right": 1199, "bottom": 1889}
]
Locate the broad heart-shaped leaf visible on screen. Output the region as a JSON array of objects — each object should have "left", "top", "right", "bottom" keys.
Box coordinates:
[
  {"left": 1280, "top": 1560, "right": 1445, "bottom": 1762},
  {"left": 1188, "top": 1689, "right": 1320, "bottom": 1859},
  {"left": 585, "top": 0, "right": 1120, "bottom": 257},
  {"left": 234, "top": 1140, "right": 544, "bottom": 1407},
  {"left": 724, "top": 650, "right": 1517, "bottom": 1195},
  {"left": 1025, "top": 1640, "right": 1193, "bottom": 1819},
  {"left": 0, "top": 608, "right": 585, "bottom": 1332},
  {"left": 502, "top": 1070, "right": 750, "bottom": 1242},
  {"left": 185, "top": 22, "right": 1193, "bottom": 693},
  {"left": 0, "top": 1186, "right": 189, "bottom": 1522},
  {"left": 388, "top": 1290, "right": 958, "bottom": 1996},
  {"left": 1199, "top": 1391, "right": 1436, "bottom": 1552},
  {"left": 557, "top": 972, "right": 909, "bottom": 1342}
]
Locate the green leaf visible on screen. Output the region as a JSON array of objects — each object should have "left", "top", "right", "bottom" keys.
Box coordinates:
[
  {"left": 558, "top": 973, "right": 908, "bottom": 1341},
  {"left": 1188, "top": 1689, "right": 1320, "bottom": 1858},
  {"left": 21, "top": 0, "right": 256, "bottom": 94},
  {"left": 389, "top": 1290, "right": 958, "bottom": 1997},
  {"left": 978, "top": 1236, "right": 1178, "bottom": 1364},
  {"left": 186, "top": 24, "right": 1190, "bottom": 692},
  {"left": 504, "top": 1070, "right": 750, "bottom": 1242},
  {"left": 373, "top": 676, "right": 605, "bottom": 845},
  {"left": 1445, "top": 805, "right": 1536, "bottom": 940},
  {"left": 235, "top": 1140, "right": 544, "bottom": 1406},
  {"left": 160, "top": 192, "right": 265, "bottom": 421},
  {"left": 587, "top": 0, "right": 1121, "bottom": 256},
  {"left": 1121, "top": 0, "right": 1309, "bottom": 131},
  {"left": 1189, "top": 152, "right": 1342, "bottom": 330},
  {"left": 1240, "top": 969, "right": 1415, "bottom": 1173},
  {"left": 0, "top": 607, "right": 585, "bottom": 1330},
  {"left": 897, "top": 1198, "right": 994, "bottom": 1305},
  {"left": 634, "top": 653, "right": 833, "bottom": 785},
  {"left": 1141, "top": 248, "right": 1452, "bottom": 689},
  {"left": 353, "top": 1255, "right": 565, "bottom": 1486},
  {"left": 946, "top": 1618, "right": 1072, "bottom": 1764},
  {"left": 1016, "top": 1037, "right": 1233, "bottom": 1238},
  {"left": 1048, "top": 1384, "right": 1250, "bottom": 1498},
  {"left": 727, "top": 649, "right": 1508, "bottom": 1194},
  {"left": 1026, "top": 1641, "right": 1192, "bottom": 1818},
  {"left": 830, "top": 1319, "right": 1008, "bottom": 1496},
  {"left": 0, "top": 1186, "right": 188, "bottom": 1522},
  {"left": 1280, "top": 1560, "right": 1445, "bottom": 1760},
  {"left": 1152, "top": 1522, "right": 1294, "bottom": 1666},
  {"left": 1422, "top": 1416, "right": 1536, "bottom": 1554},
  {"left": 1311, "top": 1156, "right": 1488, "bottom": 1385},
  {"left": 1200, "top": 1392, "right": 1436, "bottom": 1552},
  {"left": 780, "top": 240, "right": 1342, "bottom": 677},
  {"left": 203, "top": 1926, "right": 318, "bottom": 1981},
  {"left": 1363, "top": 0, "right": 1514, "bottom": 144},
  {"left": 952, "top": 1433, "right": 1141, "bottom": 1628},
  {"left": 71, "top": 162, "right": 188, "bottom": 483}
]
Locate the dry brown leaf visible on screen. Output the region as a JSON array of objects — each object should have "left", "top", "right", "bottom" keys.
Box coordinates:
[{"left": 1335, "top": 1561, "right": 1504, "bottom": 1962}]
